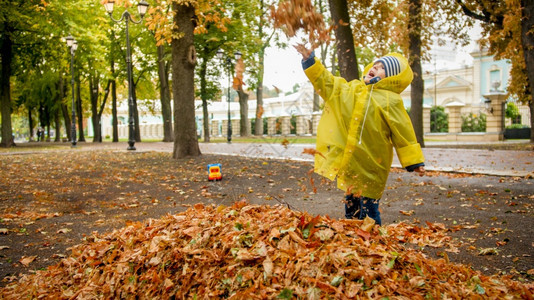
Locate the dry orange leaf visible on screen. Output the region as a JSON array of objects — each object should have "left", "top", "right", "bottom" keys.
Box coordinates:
[
  {"left": 19, "top": 256, "right": 37, "bottom": 267},
  {"left": 302, "top": 148, "right": 325, "bottom": 159}
]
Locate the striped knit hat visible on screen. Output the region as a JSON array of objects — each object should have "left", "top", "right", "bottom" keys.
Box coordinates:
[{"left": 376, "top": 55, "right": 402, "bottom": 78}]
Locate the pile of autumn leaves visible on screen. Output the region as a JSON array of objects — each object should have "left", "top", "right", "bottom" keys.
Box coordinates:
[{"left": 2, "top": 202, "right": 532, "bottom": 299}]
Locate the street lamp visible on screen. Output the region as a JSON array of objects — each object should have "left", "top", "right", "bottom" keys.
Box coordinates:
[
  {"left": 65, "top": 35, "right": 78, "bottom": 147},
  {"left": 216, "top": 49, "right": 242, "bottom": 143},
  {"left": 104, "top": 0, "right": 149, "bottom": 150}
]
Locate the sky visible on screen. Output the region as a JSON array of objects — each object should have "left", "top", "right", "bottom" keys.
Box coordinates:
[
  {"left": 263, "top": 45, "right": 308, "bottom": 93},
  {"left": 261, "top": 26, "right": 484, "bottom": 93}
]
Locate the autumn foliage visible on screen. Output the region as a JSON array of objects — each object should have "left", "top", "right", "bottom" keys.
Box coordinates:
[
  {"left": 1, "top": 202, "right": 532, "bottom": 298},
  {"left": 270, "top": 0, "right": 332, "bottom": 48}
]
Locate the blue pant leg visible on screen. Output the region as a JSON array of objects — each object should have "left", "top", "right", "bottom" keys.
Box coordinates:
[
  {"left": 344, "top": 194, "right": 360, "bottom": 219},
  {"left": 361, "top": 197, "right": 381, "bottom": 225}
]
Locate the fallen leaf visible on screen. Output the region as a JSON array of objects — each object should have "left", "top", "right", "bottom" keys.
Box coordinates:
[
  {"left": 479, "top": 248, "right": 499, "bottom": 255},
  {"left": 400, "top": 210, "right": 415, "bottom": 216},
  {"left": 19, "top": 256, "right": 37, "bottom": 267}
]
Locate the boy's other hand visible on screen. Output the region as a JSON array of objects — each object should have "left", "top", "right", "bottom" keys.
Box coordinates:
[{"left": 294, "top": 43, "right": 312, "bottom": 60}]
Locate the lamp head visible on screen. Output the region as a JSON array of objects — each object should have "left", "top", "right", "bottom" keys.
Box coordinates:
[
  {"left": 65, "top": 35, "right": 74, "bottom": 47},
  {"left": 216, "top": 49, "right": 224, "bottom": 59},
  {"left": 137, "top": 0, "right": 149, "bottom": 17},
  {"left": 72, "top": 40, "right": 78, "bottom": 51},
  {"left": 234, "top": 51, "right": 242, "bottom": 61},
  {"left": 104, "top": 0, "right": 114, "bottom": 14}
]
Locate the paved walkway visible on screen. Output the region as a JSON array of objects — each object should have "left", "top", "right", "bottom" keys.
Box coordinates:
[
  {"left": 196, "top": 142, "right": 534, "bottom": 177},
  {"left": 25, "top": 140, "right": 529, "bottom": 178}
]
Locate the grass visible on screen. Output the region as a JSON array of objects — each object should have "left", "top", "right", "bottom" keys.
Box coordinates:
[{"left": 205, "top": 136, "right": 317, "bottom": 144}]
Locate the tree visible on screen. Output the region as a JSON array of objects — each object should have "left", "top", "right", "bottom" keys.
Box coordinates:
[
  {"left": 254, "top": 0, "right": 268, "bottom": 136},
  {"left": 234, "top": 59, "right": 250, "bottom": 136},
  {"left": 328, "top": 0, "right": 359, "bottom": 81},
  {"left": 0, "top": 23, "right": 14, "bottom": 147},
  {"left": 157, "top": 44, "right": 174, "bottom": 142},
  {"left": 407, "top": 0, "right": 425, "bottom": 146},
  {"left": 0, "top": 0, "right": 47, "bottom": 147},
  {"left": 521, "top": 0, "right": 534, "bottom": 141},
  {"left": 171, "top": 2, "right": 201, "bottom": 158},
  {"left": 192, "top": 1, "right": 231, "bottom": 143},
  {"left": 455, "top": 0, "right": 534, "bottom": 141}
]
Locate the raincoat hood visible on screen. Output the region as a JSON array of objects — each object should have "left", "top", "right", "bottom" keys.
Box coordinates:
[{"left": 362, "top": 52, "right": 413, "bottom": 94}]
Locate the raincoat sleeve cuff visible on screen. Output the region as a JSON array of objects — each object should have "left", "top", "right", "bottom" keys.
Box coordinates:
[
  {"left": 406, "top": 163, "right": 425, "bottom": 172},
  {"left": 301, "top": 51, "right": 316, "bottom": 70},
  {"left": 396, "top": 143, "right": 425, "bottom": 168}
]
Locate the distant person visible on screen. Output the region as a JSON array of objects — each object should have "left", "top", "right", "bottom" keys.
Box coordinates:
[{"left": 295, "top": 44, "right": 425, "bottom": 225}]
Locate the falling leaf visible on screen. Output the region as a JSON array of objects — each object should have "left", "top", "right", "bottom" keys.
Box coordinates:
[
  {"left": 281, "top": 139, "right": 290, "bottom": 149},
  {"left": 302, "top": 148, "right": 325, "bottom": 159}
]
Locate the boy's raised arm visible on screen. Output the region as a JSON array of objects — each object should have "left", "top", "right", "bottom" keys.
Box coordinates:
[{"left": 296, "top": 44, "right": 349, "bottom": 103}]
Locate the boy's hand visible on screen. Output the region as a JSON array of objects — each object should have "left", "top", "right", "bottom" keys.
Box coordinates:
[
  {"left": 294, "top": 43, "right": 313, "bottom": 60},
  {"left": 414, "top": 166, "right": 425, "bottom": 176}
]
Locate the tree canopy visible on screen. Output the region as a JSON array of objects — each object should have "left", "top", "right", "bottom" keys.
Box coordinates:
[{"left": 1, "top": 0, "right": 532, "bottom": 148}]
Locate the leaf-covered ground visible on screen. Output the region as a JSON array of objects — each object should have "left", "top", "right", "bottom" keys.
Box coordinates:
[{"left": 0, "top": 148, "right": 532, "bottom": 297}]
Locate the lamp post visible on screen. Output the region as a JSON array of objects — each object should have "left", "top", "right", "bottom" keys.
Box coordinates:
[
  {"left": 65, "top": 35, "right": 78, "bottom": 147},
  {"left": 104, "top": 0, "right": 149, "bottom": 150},
  {"left": 216, "top": 49, "right": 242, "bottom": 143}
]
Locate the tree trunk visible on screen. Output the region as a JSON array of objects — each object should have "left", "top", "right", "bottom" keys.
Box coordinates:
[
  {"left": 54, "top": 109, "right": 61, "bottom": 142},
  {"left": 171, "top": 3, "right": 201, "bottom": 158},
  {"left": 46, "top": 121, "right": 51, "bottom": 142},
  {"left": 238, "top": 89, "right": 250, "bottom": 136},
  {"left": 255, "top": 85, "right": 264, "bottom": 135},
  {"left": 157, "top": 45, "right": 174, "bottom": 142},
  {"left": 408, "top": 0, "right": 425, "bottom": 147},
  {"left": 61, "top": 103, "right": 71, "bottom": 142},
  {"left": 199, "top": 52, "right": 210, "bottom": 142},
  {"left": 28, "top": 107, "right": 34, "bottom": 141},
  {"left": 112, "top": 79, "right": 118, "bottom": 142},
  {"left": 255, "top": 0, "right": 266, "bottom": 136},
  {"left": 90, "top": 77, "right": 102, "bottom": 143},
  {"left": 76, "top": 73, "right": 85, "bottom": 142},
  {"left": 0, "top": 25, "right": 13, "bottom": 147},
  {"left": 521, "top": 0, "right": 534, "bottom": 142},
  {"left": 328, "top": 0, "right": 359, "bottom": 81},
  {"left": 58, "top": 74, "right": 70, "bottom": 142}
]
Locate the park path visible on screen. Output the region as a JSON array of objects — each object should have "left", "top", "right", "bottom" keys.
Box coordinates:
[{"left": 40, "top": 140, "right": 532, "bottom": 178}]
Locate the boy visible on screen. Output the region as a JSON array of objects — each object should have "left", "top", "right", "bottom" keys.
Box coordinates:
[{"left": 296, "top": 45, "right": 425, "bottom": 225}]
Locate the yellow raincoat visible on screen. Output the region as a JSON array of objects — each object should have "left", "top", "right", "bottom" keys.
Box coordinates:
[{"left": 305, "top": 53, "right": 425, "bottom": 199}]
